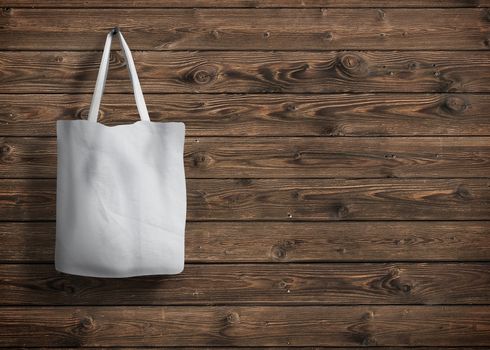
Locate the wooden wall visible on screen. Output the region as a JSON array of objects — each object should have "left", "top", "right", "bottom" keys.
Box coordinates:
[{"left": 1, "top": 0, "right": 490, "bottom": 347}]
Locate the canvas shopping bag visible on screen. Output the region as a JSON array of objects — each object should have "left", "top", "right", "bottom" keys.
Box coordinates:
[{"left": 55, "top": 27, "right": 187, "bottom": 278}]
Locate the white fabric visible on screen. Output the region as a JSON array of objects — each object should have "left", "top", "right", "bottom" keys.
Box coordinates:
[{"left": 55, "top": 28, "right": 187, "bottom": 278}]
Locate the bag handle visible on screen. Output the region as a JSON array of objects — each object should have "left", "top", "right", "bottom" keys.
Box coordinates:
[{"left": 88, "top": 27, "right": 150, "bottom": 122}]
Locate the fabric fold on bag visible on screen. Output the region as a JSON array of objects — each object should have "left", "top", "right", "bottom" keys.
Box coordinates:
[{"left": 55, "top": 28, "right": 187, "bottom": 278}]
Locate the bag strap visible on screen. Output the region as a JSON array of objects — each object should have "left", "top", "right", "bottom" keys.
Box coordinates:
[{"left": 87, "top": 27, "right": 150, "bottom": 122}]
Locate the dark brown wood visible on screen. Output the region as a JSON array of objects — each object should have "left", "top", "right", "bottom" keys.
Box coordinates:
[
  {"left": 1, "top": 136, "right": 489, "bottom": 179},
  {"left": 1, "top": 221, "right": 489, "bottom": 263},
  {"left": 1, "top": 306, "right": 489, "bottom": 346},
  {"left": 3, "top": 0, "right": 490, "bottom": 8},
  {"left": 19, "top": 348, "right": 490, "bottom": 350},
  {"left": 2, "top": 94, "right": 489, "bottom": 137},
  {"left": 1, "top": 9, "right": 489, "bottom": 50},
  {"left": 1, "top": 263, "right": 489, "bottom": 305},
  {"left": 0, "top": 178, "right": 488, "bottom": 221},
  {"left": 1, "top": 2, "right": 489, "bottom": 347},
  {"left": 2, "top": 51, "right": 490, "bottom": 93}
]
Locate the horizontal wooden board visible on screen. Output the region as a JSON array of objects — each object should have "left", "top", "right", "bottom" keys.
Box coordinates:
[
  {"left": 0, "top": 9, "right": 489, "bottom": 50},
  {"left": 1, "top": 263, "right": 489, "bottom": 305},
  {"left": 0, "top": 306, "right": 489, "bottom": 346},
  {"left": 2, "top": 51, "right": 490, "bottom": 93},
  {"left": 2, "top": 94, "right": 489, "bottom": 137},
  {"left": 3, "top": 0, "right": 490, "bottom": 8},
  {"left": 15, "top": 348, "right": 489, "bottom": 350},
  {"left": 0, "top": 179, "right": 488, "bottom": 221},
  {"left": 1, "top": 136, "right": 489, "bottom": 179},
  {"left": 1, "top": 221, "right": 488, "bottom": 263}
]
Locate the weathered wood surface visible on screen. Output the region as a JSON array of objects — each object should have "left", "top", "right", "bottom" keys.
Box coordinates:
[
  {"left": 2, "top": 51, "right": 490, "bottom": 93},
  {"left": 2, "top": 94, "right": 488, "bottom": 137},
  {"left": 1, "top": 136, "right": 489, "bottom": 178},
  {"left": 1, "top": 178, "right": 488, "bottom": 221},
  {"left": 1, "top": 263, "right": 489, "bottom": 305},
  {"left": 12, "top": 346, "right": 490, "bottom": 350},
  {"left": 3, "top": 0, "right": 490, "bottom": 8},
  {"left": 1, "top": 9, "right": 489, "bottom": 50},
  {"left": 1, "top": 221, "right": 488, "bottom": 263},
  {"left": 1, "top": 1, "right": 489, "bottom": 347},
  {"left": 1, "top": 306, "right": 489, "bottom": 347}
]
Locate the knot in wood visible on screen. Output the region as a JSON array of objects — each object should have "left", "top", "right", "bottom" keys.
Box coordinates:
[
  {"left": 0, "top": 143, "right": 11, "bottom": 155},
  {"left": 408, "top": 61, "right": 418, "bottom": 70},
  {"left": 339, "top": 54, "right": 361, "bottom": 70},
  {"left": 1, "top": 7, "right": 11, "bottom": 15},
  {"left": 323, "top": 31, "right": 333, "bottom": 41},
  {"left": 401, "top": 284, "right": 412, "bottom": 293},
  {"left": 285, "top": 102, "right": 297, "bottom": 112},
  {"left": 271, "top": 245, "right": 287, "bottom": 259},
  {"left": 193, "top": 69, "right": 214, "bottom": 84},
  {"left": 191, "top": 151, "right": 208, "bottom": 167},
  {"left": 271, "top": 239, "right": 299, "bottom": 260},
  {"left": 76, "top": 107, "right": 90, "bottom": 120},
  {"left": 278, "top": 277, "right": 294, "bottom": 291},
  {"left": 237, "top": 178, "right": 253, "bottom": 186},
  {"left": 362, "top": 335, "right": 377, "bottom": 346},
  {"left": 362, "top": 311, "right": 374, "bottom": 320},
  {"left": 0, "top": 143, "right": 13, "bottom": 163},
  {"left": 80, "top": 316, "right": 95, "bottom": 330},
  {"left": 444, "top": 95, "right": 467, "bottom": 114},
  {"left": 293, "top": 151, "right": 302, "bottom": 161},
  {"left": 211, "top": 29, "right": 221, "bottom": 39},
  {"left": 54, "top": 278, "right": 76, "bottom": 295},
  {"left": 484, "top": 8, "right": 490, "bottom": 22},
  {"left": 226, "top": 312, "right": 240, "bottom": 324},
  {"left": 336, "top": 204, "right": 349, "bottom": 218},
  {"left": 109, "top": 51, "right": 125, "bottom": 66},
  {"left": 390, "top": 267, "right": 401, "bottom": 277},
  {"left": 454, "top": 184, "right": 472, "bottom": 200},
  {"left": 336, "top": 53, "right": 368, "bottom": 77}
]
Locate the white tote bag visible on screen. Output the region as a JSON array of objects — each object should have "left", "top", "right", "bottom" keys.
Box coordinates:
[{"left": 55, "top": 27, "right": 187, "bottom": 278}]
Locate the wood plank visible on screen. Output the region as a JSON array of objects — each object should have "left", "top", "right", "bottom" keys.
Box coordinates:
[
  {"left": 1, "top": 221, "right": 488, "bottom": 263},
  {"left": 21, "top": 348, "right": 490, "bottom": 350},
  {"left": 0, "top": 179, "right": 488, "bottom": 221},
  {"left": 0, "top": 306, "right": 489, "bottom": 346},
  {"left": 1, "top": 263, "right": 489, "bottom": 305},
  {"left": 2, "top": 136, "right": 489, "bottom": 179},
  {"left": 0, "top": 9, "right": 488, "bottom": 50},
  {"left": 2, "top": 51, "right": 490, "bottom": 93},
  {"left": 3, "top": 0, "right": 490, "bottom": 8},
  {"left": 2, "top": 94, "right": 489, "bottom": 137}
]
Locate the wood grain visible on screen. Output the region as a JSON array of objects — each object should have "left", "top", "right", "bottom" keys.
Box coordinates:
[
  {"left": 1, "top": 136, "right": 488, "bottom": 179},
  {"left": 0, "top": 9, "right": 489, "bottom": 50},
  {"left": 2, "top": 51, "right": 490, "bottom": 93},
  {"left": 7, "top": 348, "right": 488, "bottom": 350},
  {"left": 2, "top": 94, "right": 488, "bottom": 137},
  {"left": 1, "top": 221, "right": 488, "bottom": 263},
  {"left": 3, "top": 0, "right": 490, "bottom": 8},
  {"left": 0, "top": 178, "right": 488, "bottom": 221},
  {"left": 1, "top": 263, "right": 489, "bottom": 305},
  {"left": 1, "top": 306, "right": 489, "bottom": 346},
  {"left": 1, "top": 1, "right": 489, "bottom": 347}
]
